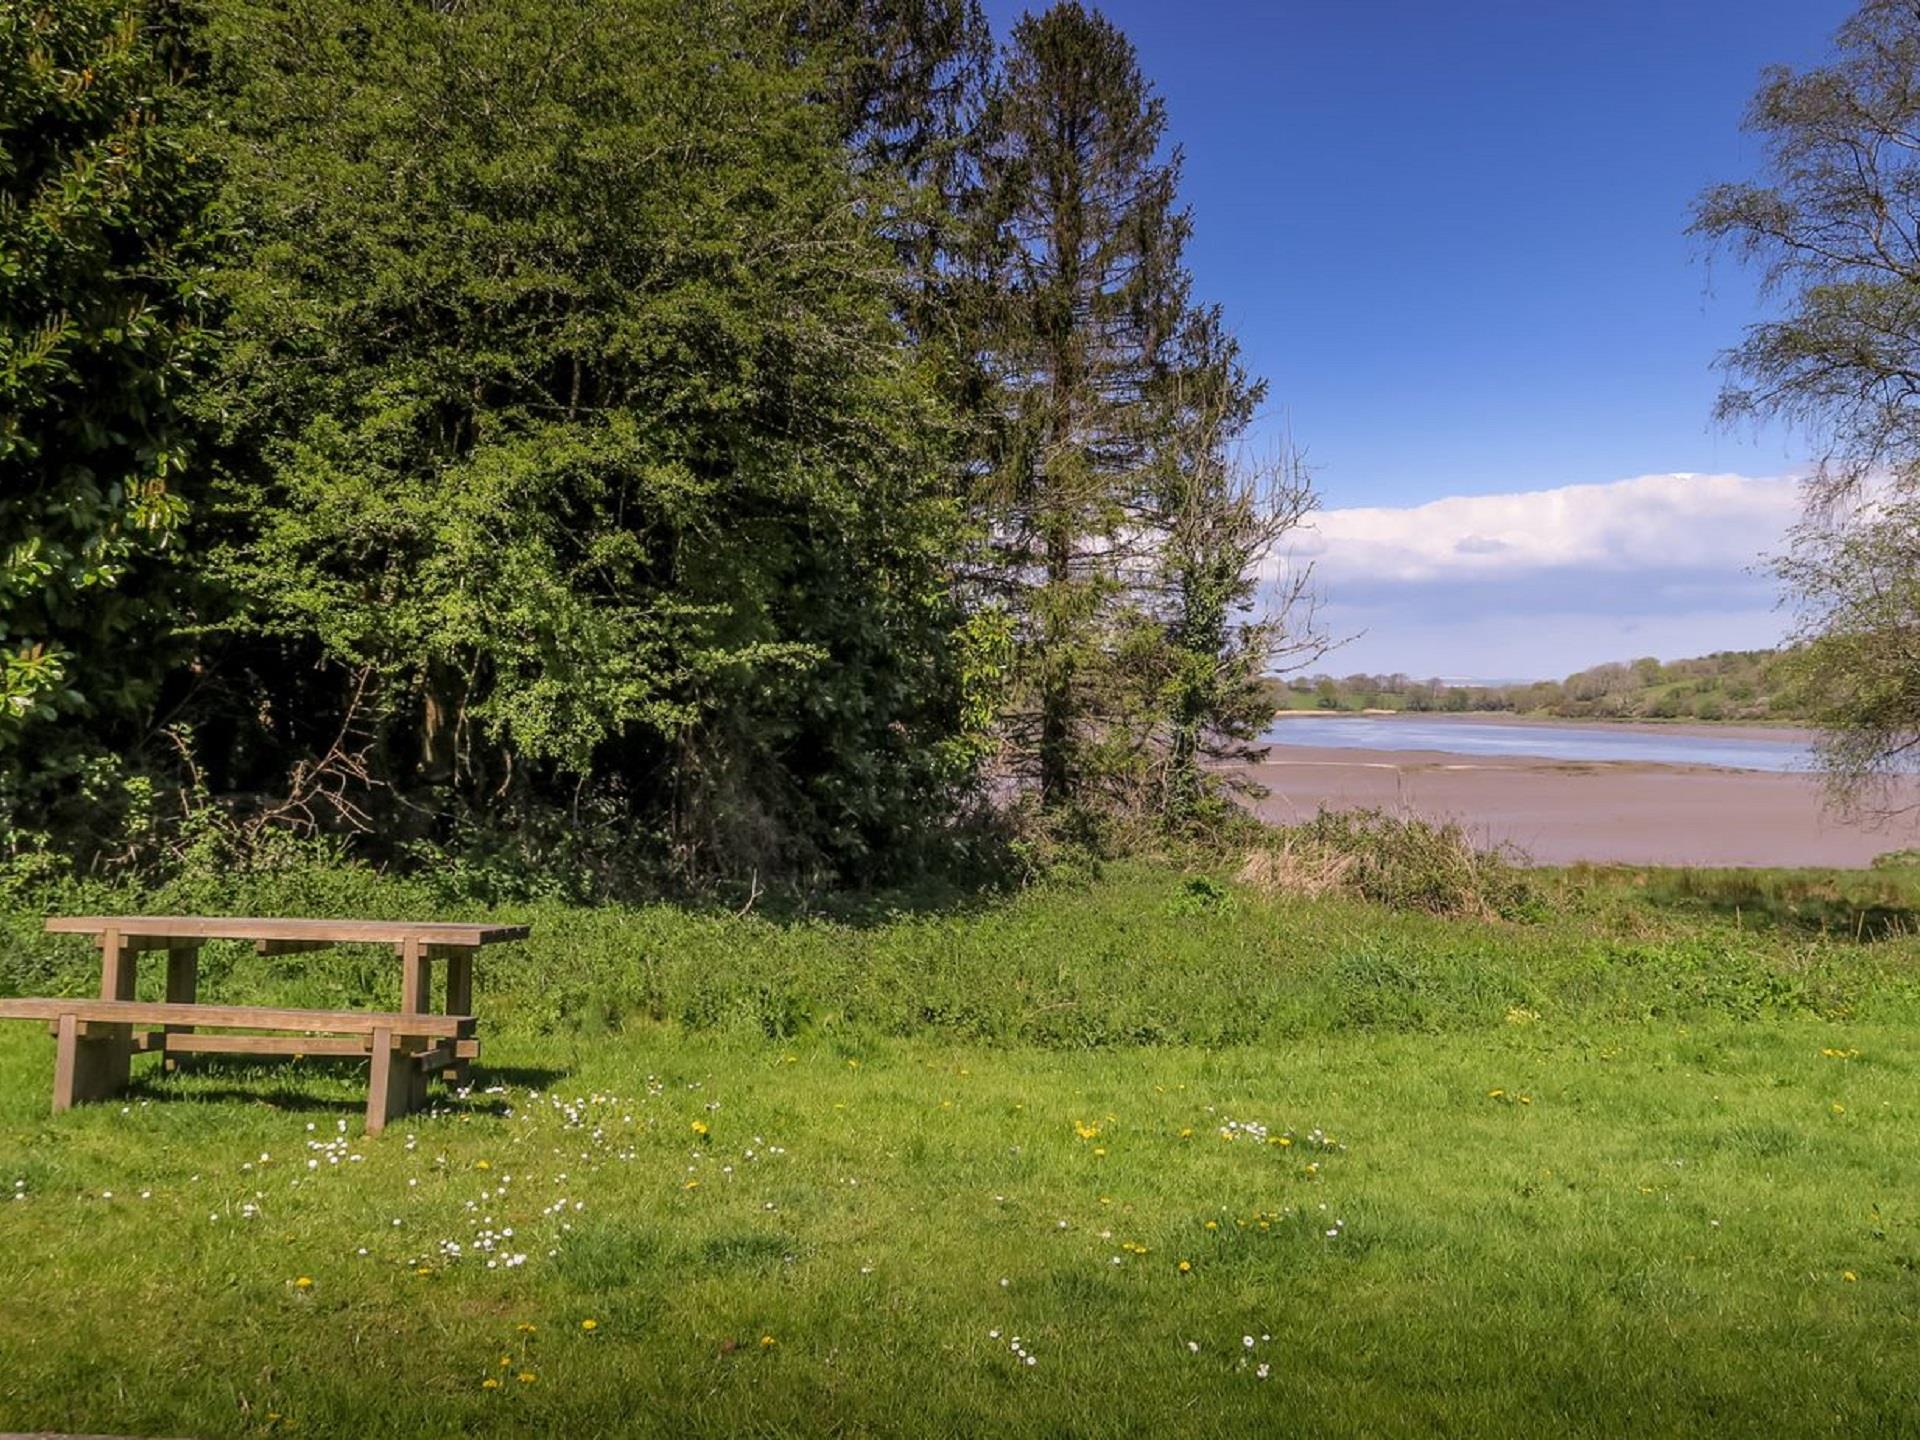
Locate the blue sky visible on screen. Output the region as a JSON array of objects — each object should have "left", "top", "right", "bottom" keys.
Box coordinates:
[{"left": 980, "top": 0, "right": 1859, "bottom": 678}]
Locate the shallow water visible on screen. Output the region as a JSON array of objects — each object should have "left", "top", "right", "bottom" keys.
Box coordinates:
[{"left": 1262, "top": 715, "right": 1811, "bottom": 772}]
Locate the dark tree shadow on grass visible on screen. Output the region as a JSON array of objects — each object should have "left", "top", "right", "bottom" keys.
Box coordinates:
[{"left": 1629, "top": 868, "right": 1920, "bottom": 942}]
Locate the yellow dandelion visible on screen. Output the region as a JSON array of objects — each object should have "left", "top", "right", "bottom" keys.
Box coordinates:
[
  {"left": 691, "top": 1120, "right": 710, "bottom": 1137},
  {"left": 1277, "top": 1136, "right": 1292, "bottom": 1147},
  {"left": 1093, "top": 1146, "right": 1108, "bottom": 1157},
  {"left": 475, "top": 1159, "right": 491, "bottom": 1170},
  {"left": 499, "top": 1355, "right": 512, "bottom": 1368},
  {"left": 416, "top": 1266, "right": 433, "bottom": 1276},
  {"left": 1074, "top": 1121, "right": 1100, "bottom": 1140},
  {"left": 1844, "top": 1271, "right": 1859, "bottom": 1282},
  {"left": 482, "top": 1377, "right": 501, "bottom": 1391},
  {"left": 1204, "top": 1220, "right": 1219, "bottom": 1231},
  {"left": 518, "top": 1371, "right": 538, "bottom": 1385},
  {"left": 581, "top": 1318, "right": 599, "bottom": 1332},
  {"left": 1178, "top": 1260, "right": 1192, "bottom": 1273},
  {"left": 760, "top": 1334, "right": 777, "bottom": 1348},
  {"left": 684, "top": 1180, "right": 700, "bottom": 1191},
  {"left": 517, "top": 1323, "right": 537, "bottom": 1334},
  {"left": 294, "top": 1276, "right": 313, "bottom": 1290},
  {"left": 1179, "top": 1127, "right": 1194, "bottom": 1138}
]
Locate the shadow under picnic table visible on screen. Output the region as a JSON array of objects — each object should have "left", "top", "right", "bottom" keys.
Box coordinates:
[{"left": 124, "top": 1054, "right": 571, "bottom": 1120}]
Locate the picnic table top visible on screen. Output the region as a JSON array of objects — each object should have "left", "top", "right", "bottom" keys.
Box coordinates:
[{"left": 43, "top": 916, "right": 531, "bottom": 946}]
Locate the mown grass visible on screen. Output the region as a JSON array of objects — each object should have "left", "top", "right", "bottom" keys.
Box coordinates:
[{"left": 2, "top": 861, "right": 1919, "bottom": 1436}]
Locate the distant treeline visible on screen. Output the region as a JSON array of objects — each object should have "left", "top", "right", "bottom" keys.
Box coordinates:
[{"left": 1275, "top": 651, "right": 1802, "bottom": 723}]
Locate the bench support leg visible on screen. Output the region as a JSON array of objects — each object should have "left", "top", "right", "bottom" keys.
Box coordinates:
[
  {"left": 370, "top": 1036, "right": 405, "bottom": 1136},
  {"left": 443, "top": 950, "right": 474, "bottom": 1087},
  {"left": 52, "top": 1013, "right": 131, "bottom": 1113},
  {"left": 366, "top": 1027, "right": 430, "bottom": 1136},
  {"left": 163, "top": 944, "right": 199, "bottom": 1072},
  {"left": 367, "top": 1028, "right": 406, "bottom": 1136}
]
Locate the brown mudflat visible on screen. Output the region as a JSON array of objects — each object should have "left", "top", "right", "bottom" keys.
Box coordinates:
[{"left": 1246, "top": 745, "right": 1912, "bottom": 868}]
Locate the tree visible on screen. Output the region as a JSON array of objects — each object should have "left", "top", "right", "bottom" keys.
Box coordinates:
[
  {"left": 1695, "top": 0, "right": 1920, "bottom": 814},
  {"left": 1773, "top": 495, "right": 1920, "bottom": 814},
  {"left": 195, "top": 0, "right": 975, "bottom": 883},
  {"left": 1136, "top": 312, "right": 1320, "bottom": 816},
  {"left": 973, "top": 2, "right": 1220, "bottom": 810},
  {"left": 798, "top": 0, "right": 993, "bottom": 355},
  {"left": 969, "top": 4, "right": 1314, "bottom": 823},
  {"left": 0, "top": 0, "right": 213, "bottom": 741}
]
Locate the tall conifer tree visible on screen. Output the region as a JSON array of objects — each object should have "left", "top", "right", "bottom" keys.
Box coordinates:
[
  {"left": 974, "top": 2, "right": 1305, "bottom": 818},
  {"left": 976, "top": 2, "right": 1195, "bottom": 809}
]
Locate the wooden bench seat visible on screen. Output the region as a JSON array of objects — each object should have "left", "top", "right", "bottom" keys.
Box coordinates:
[
  {"left": 0, "top": 997, "right": 476, "bottom": 1035},
  {"left": 0, "top": 998, "right": 477, "bottom": 1134}
]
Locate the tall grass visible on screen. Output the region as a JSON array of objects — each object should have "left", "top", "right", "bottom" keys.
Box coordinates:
[
  {"left": 1236, "top": 809, "right": 1535, "bottom": 919},
  {"left": 6, "top": 848, "right": 1917, "bottom": 1049}
]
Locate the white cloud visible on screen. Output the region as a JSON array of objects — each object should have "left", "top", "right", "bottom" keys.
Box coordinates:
[
  {"left": 1280, "top": 471, "right": 1801, "bottom": 585},
  {"left": 1265, "top": 472, "right": 1806, "bottom": 679}
]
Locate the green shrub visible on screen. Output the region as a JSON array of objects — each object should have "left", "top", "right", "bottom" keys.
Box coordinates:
[{"left": 1237, "top": 809, "right": 1536, "bottom": 920}]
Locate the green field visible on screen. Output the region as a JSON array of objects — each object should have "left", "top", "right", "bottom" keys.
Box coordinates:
[{"left": 3, "top": 863, "right": 1919, "bottom": 1437}]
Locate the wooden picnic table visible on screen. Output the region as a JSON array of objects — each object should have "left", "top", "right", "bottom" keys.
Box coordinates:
[{"left": 2, "top": 916, "right": 531, "bottom": 1132}]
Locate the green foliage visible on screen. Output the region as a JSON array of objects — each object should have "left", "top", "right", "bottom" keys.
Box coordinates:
[
  {"left": 969, "top": 3, "right": 1305, "bottom": 826},
  {"left": 189, "top": 0, "right": 975, "bottom": 882},
  {"left": 1694, "top": 2, "right": 1920, "bottom": 811},
  {"left": 1, "top": 0, "right": 1304, "bottom": 890},
  {"left": 1771, "top": 495, "right": 1920, "bottom": 815},
  {"left": 1692, "top": 0, "right": 1920, "bottom": 483},
  {"left": 0, "top": 0, "right": 213, "bottom": 734},
  {"left": 973, "top": 1, "right": 1183, "bottom": 808}
]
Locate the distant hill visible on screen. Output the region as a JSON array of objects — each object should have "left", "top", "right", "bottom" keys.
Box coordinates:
[{"left": 1272, "top": 650, "right": 1805, "bottom": 723}]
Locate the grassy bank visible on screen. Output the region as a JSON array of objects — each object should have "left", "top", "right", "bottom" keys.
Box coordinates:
[
  {"left": 2, "top": 861, "right": 1919, "bottom": 1436},
  {"left": 7, "top": 861, "right": 1919, "bottom": 1049}
]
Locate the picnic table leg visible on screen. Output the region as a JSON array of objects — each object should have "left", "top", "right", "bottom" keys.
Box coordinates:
[
  {"left": 366, "top": 1026, "right": 411, "bottom": 1136},
  {"left": 163, "top": 943, "right": 199, "bottom": 1072},
  {"left": 71, "top": 928, "right": 137, "bottom": 1104},
  {"left": 401, "top": 936, "right": 431, "bottom": 1016},
  {"left": 397, "top": 936, "right": 432, "bottom": 1114},
  {"left": 443, "top": 948, "right": 474, "bottom": 1087}
]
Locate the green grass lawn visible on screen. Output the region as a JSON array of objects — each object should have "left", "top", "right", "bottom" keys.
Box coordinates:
[{"left": 2, "top": 865, "right": 1919, "bottom": 1436}]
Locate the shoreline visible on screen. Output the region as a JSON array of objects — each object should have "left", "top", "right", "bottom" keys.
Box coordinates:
[
  {"left": 1243, "top": 743, "right": 1907, "bottom": 868},
  {"left": 1267, "top": 709, "right": 1812, "bottom": 743}
]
